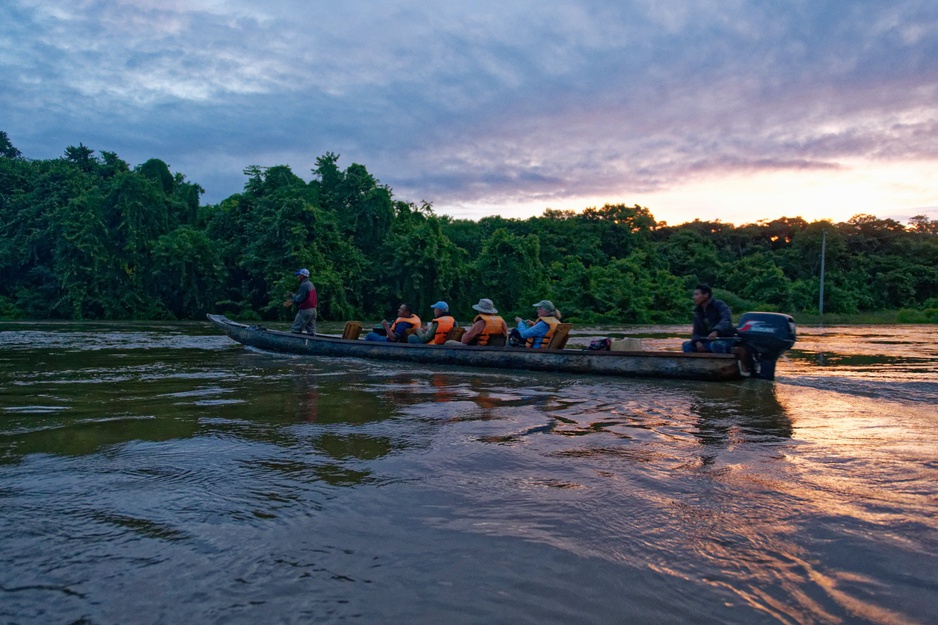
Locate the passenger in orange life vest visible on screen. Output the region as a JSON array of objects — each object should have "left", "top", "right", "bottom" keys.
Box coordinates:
[
  {"left": 457, "top": 298, "right": 508, "bottom": 346},
  {"left": 283, "top": 268, "right": 317, "bottom": 335},
  {"left": 512, "top": 300, "right": 561, "bottom": 349},
  {"left": 365, "top": 302, "right": 421, "bottom": 342},
  {"left": 407, "top": 301, "right": 456, "bottom": 344}
]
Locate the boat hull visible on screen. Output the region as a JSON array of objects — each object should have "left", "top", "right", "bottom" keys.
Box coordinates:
[{"left": 207, "top": 314, "right": 743, "bottom": 381}]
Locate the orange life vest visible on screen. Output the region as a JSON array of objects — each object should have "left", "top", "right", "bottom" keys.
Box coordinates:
[
  {"left": 390, "top": 314, "right": 421, "bottom": 336},
  {"left": 526, "top": 316, "right": 560, "bottom": 349},
  {"left": 432, "top": 315, "right": 455, "bottom": 344},
  {"left": 472, "top": 314, "right": 506, "bottom": 346}
]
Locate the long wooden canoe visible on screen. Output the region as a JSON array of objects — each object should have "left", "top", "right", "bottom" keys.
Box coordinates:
[{"left": 207, "top": 314, "right": 745, "bottom": 381}]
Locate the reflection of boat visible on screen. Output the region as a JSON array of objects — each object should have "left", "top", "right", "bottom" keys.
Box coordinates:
[
  {"left": 208, "top": 314, "right": 745, "bottom": 381},
  {"left": 693, "top": 383, "right": 793, "bottom": 446}
]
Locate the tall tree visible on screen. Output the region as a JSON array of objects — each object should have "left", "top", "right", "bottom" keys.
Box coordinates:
[
  {"left": 0, "top": 131, "right": 22, "bottom": 159},
  {"left": 473, "top": 228, "right": 546, "bottom": 316}
]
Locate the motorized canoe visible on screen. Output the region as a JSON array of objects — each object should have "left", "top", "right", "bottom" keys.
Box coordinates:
[{"left": 207, "top": 314, "right": 746, "bottom": 381}]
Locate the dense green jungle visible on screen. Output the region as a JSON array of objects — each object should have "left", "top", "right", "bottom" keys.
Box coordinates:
[{"left": 2, "top": 131, "right": 937, "bottom": 324}]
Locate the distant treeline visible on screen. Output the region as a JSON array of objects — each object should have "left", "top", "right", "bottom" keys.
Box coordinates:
[{"left": 2, "top": 131, "right": 937, "bottom": 324}]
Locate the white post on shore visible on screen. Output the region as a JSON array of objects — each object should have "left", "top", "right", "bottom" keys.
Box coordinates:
[{"left": 818, "top": 229, "right": 827, "bottom": 322}]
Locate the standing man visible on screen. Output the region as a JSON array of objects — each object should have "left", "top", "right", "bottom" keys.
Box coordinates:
[
  {"left": 284, "top": 268, "right": 317, "bottom": 335},
  {"left": 681, "top": 283, "right": 735, "bottom": 353}
]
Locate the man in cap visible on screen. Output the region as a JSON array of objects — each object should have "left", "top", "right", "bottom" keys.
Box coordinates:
[
  {"left": 284, "top": 268, "right": 317, "bottom": 335},
  {"left": 408, "top": 301, "right": 457, "bottom": 344},
  {"left": 458, "top": 298, "right": 508, "bottom": 346},
  {"left": 512, "top": 300, "right": 561, "bottom": 349}
]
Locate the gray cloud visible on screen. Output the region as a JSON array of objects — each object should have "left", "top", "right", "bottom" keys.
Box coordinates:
[{"left": 2, "top": 0, "right": 936, "bottom": 217}]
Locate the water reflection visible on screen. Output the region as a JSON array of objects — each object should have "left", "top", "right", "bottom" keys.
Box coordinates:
[
  {"left": 278, "top": 370, "right": 398, "bottom": 425},
  {"left": 691, "top": 382, "right": 793, "bottom": 449},
  {"left": 783, "top": 324, "right": 938, "bottom": 385},
  {"left": 415, "top": 375, "right": 931, "bottom": 625},
  {"left": 1, "top": 322, "right": 936, "bottom": 625},
  {"left": 0, "top": 416, "right": 200, "bottom": 462}
]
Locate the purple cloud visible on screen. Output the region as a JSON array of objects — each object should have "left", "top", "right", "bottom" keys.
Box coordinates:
[{"left": 2, "top": 0, "right": 935, "bottom": 222}]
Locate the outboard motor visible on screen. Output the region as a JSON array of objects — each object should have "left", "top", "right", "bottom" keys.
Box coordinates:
[{"left": 736, "top": 312, "right": 796, "bottom": 380}]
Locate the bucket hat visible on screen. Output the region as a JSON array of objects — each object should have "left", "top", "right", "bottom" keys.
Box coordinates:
[{"left": 471, "top": 298, "right": 498, "bottom": 314}]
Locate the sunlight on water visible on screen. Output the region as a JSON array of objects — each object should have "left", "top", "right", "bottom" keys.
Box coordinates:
[{"left": 0, "top": 321, "right": 936, "bottom": 624}]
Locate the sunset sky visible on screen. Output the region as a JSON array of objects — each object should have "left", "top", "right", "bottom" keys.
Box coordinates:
[{"left": 2, "top": 1, "right": 936, "bottom": 226}]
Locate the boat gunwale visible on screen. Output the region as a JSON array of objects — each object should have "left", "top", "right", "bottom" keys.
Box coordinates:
[{"left": 206, "top": 314, "right": 736, "bottom": 361}]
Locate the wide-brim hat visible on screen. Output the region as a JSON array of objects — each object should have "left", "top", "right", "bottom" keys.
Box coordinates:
[
  {"left": 472, "top": 298, "right": 498, "bottom": 314},
  {"left": 532, "top": 299, "right": 556, "bottom": 312}
]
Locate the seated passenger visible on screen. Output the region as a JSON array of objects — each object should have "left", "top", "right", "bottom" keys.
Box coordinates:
[
  {"left": 681, "top": 283, "right": 736, "bottom": 354},
  {"left": 451, "top": 298, "right": 508, "bottom": 346},
  {"left": 365, "top": 302, "right": 421, "bottom": 342},
  {"left": 512, "top": 300, "right": 561, "bottom": 349},
  {"left": 407, "top": 301, "right": 456, "bottom": 344}
]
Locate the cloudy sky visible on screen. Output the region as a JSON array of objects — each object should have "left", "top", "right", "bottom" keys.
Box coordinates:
[{"left": 2, "top": 0, "right": 937, "bottom": 225}]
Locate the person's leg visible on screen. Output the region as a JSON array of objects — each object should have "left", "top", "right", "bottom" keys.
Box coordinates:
[
  {"left": 508, "top": 328, "right": 525, "bottom": 347},
  {"left": 364, "top": 332, "right": 388, "bottom": 342},
  {"left": 305, "top": 308, "right": 317, "bottom": 335},
  {"left": 709, "top": 339, "right": 734, "bottom": 354},
  {"left": 682, "top": 340, "right": 697, "bottom": 353},
  {"left": 291, "top": 310, "right": 306, "bottom": 332},
  {"left": 731, "top": 344, "right": 752, "bottom": 374}
]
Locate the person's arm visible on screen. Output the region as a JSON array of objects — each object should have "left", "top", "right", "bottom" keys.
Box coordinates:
[
  {"left": 461, "top": 319, "right": 485, "bottom": 344},
  {"left": 711, "top": 300, "right": 734, "bottom": 337},
  {"left": 381, "top": 318, "right": 406, "bottom": 341},
  {"left": 517, "top": 320, "right": 548, "bottom": 341},
  {"left": 390, "top": 321, "right": 413, "bottom": 342},
  {"left": 290, "top": 281, "right": 310, "bottom": 305},
  {"left": 690, "top": 309, "right": 707, "bottom": 341},
  {"left": 416, "top": 321, "right": 438, "bottom": 343}
]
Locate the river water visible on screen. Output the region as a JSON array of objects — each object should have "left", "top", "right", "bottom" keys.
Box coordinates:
[{"left": 1, "top": 321, "right": 935, "bottom": 624}]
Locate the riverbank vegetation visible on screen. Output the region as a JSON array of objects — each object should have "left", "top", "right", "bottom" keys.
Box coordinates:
[{"left": 2, "top": 133, "right": 937, "bottom": 324}]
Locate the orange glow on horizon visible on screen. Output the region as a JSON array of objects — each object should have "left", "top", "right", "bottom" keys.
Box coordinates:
[{"left": 437, "top": 159, "right": 938, "bottom": 226}]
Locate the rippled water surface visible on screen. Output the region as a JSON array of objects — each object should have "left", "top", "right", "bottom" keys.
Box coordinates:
[{"left": 1, "top": 321, "right": 936, "bottom": 624}]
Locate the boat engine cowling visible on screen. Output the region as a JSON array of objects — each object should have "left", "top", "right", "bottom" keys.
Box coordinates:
[{"left": 736, "top": 312, "right": 796, "bottom": 380}]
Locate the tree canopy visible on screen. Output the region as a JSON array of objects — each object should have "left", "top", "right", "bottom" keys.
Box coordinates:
[{"left": 2, "top": 132, "right": 937, "bottom": 323}]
